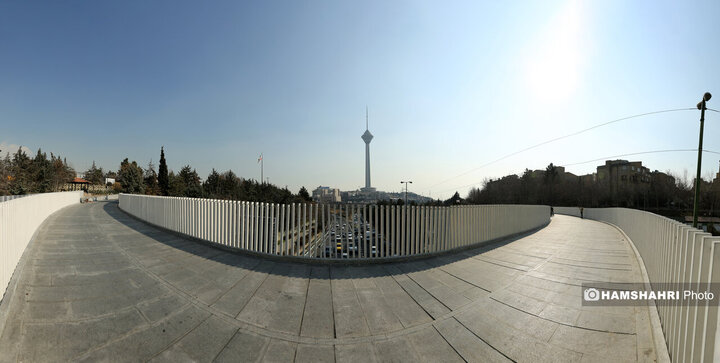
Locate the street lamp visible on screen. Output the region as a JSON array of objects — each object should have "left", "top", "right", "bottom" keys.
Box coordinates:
[
  {"left": 693, "top": 92, "right": 712, "bottom": 228},
  {"left": 400, "top": 181, "right": 413, "bottom": 205}
]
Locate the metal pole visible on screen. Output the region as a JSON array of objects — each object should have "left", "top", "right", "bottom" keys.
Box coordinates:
[
  {"left": 400, "top": 181, "right": 412, "bottom": 205},
  {"left": 693, "top": 92, "right": 712, "bottom": 228},
  {"left": 405, "top": 183, "right": 408, "bottom": 205},
  {"left": 692, "top": 106, "right": 706, "bottom": 228}
]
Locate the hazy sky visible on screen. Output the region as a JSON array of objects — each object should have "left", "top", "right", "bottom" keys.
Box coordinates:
[{"left": 2, "top": 1, "right": 719, "bottom": 199}]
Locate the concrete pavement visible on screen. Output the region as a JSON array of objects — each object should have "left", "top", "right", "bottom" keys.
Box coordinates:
[{"left": 0, "top": 202, "right": 661, "bottom": 362}]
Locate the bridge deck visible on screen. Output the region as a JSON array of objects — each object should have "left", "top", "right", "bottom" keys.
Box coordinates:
[{"left": 0, "top": 202, "right": 660, "bottom": 362}]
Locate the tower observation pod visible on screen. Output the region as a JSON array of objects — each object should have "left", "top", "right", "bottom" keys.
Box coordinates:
[{"left": 361, "top": 107, "right": 376, "bottom": 193}]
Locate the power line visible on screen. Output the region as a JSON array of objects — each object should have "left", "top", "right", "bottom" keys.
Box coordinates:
[
  {"left": 435, "top": 148, "right": 720, "bottom": 195},
  {"left": 428, "top": 108, "right": 697, "bottom": 190},
  {"left": 559, "top": 149, "right": 720, "bottom": 167}
]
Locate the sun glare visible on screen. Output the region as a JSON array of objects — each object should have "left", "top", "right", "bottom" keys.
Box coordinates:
[{"left": 525, "top": 2, "right": 584, "bottom": 104}]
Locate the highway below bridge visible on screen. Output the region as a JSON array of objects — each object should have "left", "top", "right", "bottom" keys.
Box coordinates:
[{"left": 0, "top": 201, "right": 662, "bottom": 362}]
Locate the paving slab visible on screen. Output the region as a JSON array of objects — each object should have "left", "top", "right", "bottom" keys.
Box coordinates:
[
  {"left": 0, "top": 203, "right": 662, "bottom": 362},
  {"left": 262, "top": 339, "right": 298, "bottom": 362},
  {"left": 300, "top": 267, "right": 335, "bottom": 338},
  {"left": 335, "top": 342, "right": 378, "bottom": 362},
  {"left": 434, "top": 317, "right": 510, "bottom": 363}
]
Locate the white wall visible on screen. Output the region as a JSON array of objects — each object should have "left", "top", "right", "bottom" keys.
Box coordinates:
[
  {"left": 120, "top": 194, "right": 550, "bottom": 260},
  {"left": 0, "top": 191, "right": 82, "bottom": 301},
  {"left": 584, "top": 208, "right": 720, "bottom": 362},
  {"left": 553, "top": 206, "right": 582, "bottom": 217}
]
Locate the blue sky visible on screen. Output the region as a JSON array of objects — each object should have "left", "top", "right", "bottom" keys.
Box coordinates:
[{"left": 2, "top": 0, "right": 719, "bottom": 199}]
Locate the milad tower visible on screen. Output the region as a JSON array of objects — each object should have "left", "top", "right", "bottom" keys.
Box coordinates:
[{"left": 360, "top": 107, "right": 376, "bottom": 193}]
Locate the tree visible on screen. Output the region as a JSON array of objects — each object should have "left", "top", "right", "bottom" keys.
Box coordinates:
[
  {"left": 31, "top": 149, "right": 52, "bottom": 193},
  {"left": 298, "top": 186, "right": 311, "bottom": 202},
  {"left": 84, "top": 161, "right": 104, "bottom": 185},
  {"left": 203, "top": 169, "right": 221, "bottom": 198},
  {"left": 0, "top": 150, "right": 8, "bottom": 195},
  {"left": 144, "top": 160, "right": 159, "bottom": 195},
  {"left": 1, "top": 147, "right": 73, "bottom": 195},
  {"left": 177, "top": 166, "right": 203, "bottom": 197},
  {"left": 118, "top": 158, "right": 144, "bottom": 194},
  {"left": 158, "top": 147, "right": 169, "bottom": 196},
  {"left": 221, "top": 170, "right": 240, "bottom": 199},
  {"left": 466, "top": 187, "right": 482, "bottom": 204},
  {"left": 445, "top": 191, "right": 463, "bottom": 205},
  {"left": 168, "top": 171, "right": 185, "bottom": 196},
  {"left": 544, "top": 163, "right": 559, "bottom": 205},
  {"left": 50, "top": 153, "right": 74, "bottom": 192},
  {"left": 9, "top": 147, "right": 31, "bottom": 194}
]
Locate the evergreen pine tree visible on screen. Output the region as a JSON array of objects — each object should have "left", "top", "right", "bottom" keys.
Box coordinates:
[
  {"left": 158, "top": 146, "right": 169, "bottom": 196},
  {"left": 298, "top": 186, "right": 311, "bottom": 202}
]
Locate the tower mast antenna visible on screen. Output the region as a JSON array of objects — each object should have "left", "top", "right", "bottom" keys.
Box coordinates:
[{"left": 361, "top": 106, "right": 375, "bottom": 192}]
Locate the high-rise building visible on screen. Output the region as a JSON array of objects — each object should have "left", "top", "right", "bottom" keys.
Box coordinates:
[{"left": 361, "top": 107, "right": 376, "bottom": 193}]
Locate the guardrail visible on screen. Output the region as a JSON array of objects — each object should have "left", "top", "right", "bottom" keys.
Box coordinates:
[
  {"left": 0, "top": 195, "right": 27, "bottom": 203},
  {"left": 0, "top": 191, "right": 83, "bottom": 300},
  {"left": 567, "top": 207, "right": 720, "bottom": 362},
  {"left": 119, "top": 194, "right": 549, "bottom": 262}
]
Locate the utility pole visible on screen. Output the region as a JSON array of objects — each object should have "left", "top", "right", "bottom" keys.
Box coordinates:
[
  {"left": 258, "top": 153, "right": 263, "bottom": 184},
  {"left": 693, "top": 92, "right": 712, "bottom": 228},
  {"left": 400, "top": 181, "right": 413, "bottom": 205}
]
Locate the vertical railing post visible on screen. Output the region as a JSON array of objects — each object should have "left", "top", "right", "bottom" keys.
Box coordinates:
[
  {"left": 264, "top": 203, "right": 270, "bottom": 254},
  {"left": 373, "top": 204, "right": 379, "bottom": 258},
  {"left": 334, "top": 204, "right": 339, "bottom": 259},
  {"left": 279, "top": 203, "right": 286, "bottom": 256},
  {"left": 242, "top": 201, "right": 248, "bottom": 250},
  {"left": 290, "top": 203, "right": 296, "bottom": 256},
  {"left": 363, "top": 204, "right": 368, "bottom": 259},
  {"left": 301, "top": 203, "right": 306, "bottom": 257},
  {"left": 251, "top": 202, "right": 257, "bottom": 252},
  {"left": 351, "top": 204, "right": 357, "bottom": 259},
  {"left": 284, "top": 203, "right": 290, "bottom": 256},
  {"left": 389, "top": 205, "right": 395, "bottom": 257},
  {"left": 269, "top": 203, "right": 275, "bottom": 254},
  {"left": 236, "top": 200, "right": 242, "bottom": 248},
  {"left": 313, "top": 203, "right": 319, "bottom": 258}
]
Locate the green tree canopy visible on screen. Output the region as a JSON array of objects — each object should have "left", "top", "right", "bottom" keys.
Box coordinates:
[
  {"left": 84, "top": 161, "right": 104, "bottom": 185},
  {"left": 118, "top": 158, "right": 144, "bottom": 194},
  {"left": 177, "top": 165, "right": 203, "bottom": 197},
  {"left": 298, "top": 186, "right": 311, "bottom": 202},
  {"left": 144, "top": 161, "right": 159, "bottom": 195}
]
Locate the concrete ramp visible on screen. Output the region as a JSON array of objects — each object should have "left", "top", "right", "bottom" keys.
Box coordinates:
[{"left": 0, "top": 202, "right": 661, "bottom": 362}]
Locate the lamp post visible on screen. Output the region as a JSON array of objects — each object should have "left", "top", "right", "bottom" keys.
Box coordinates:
[
  {"left": 400, "top": 181, "right": 412, "bottom": 205},
  {"left": 693, "top": 92, "right": 712, "bottom": 228}
]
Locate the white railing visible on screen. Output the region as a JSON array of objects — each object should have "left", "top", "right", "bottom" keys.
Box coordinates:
[
  {"left": 0, "top": 191, "right": 83, "bottom": 300},
  {"left": 119, "top": 194, "right": 549, "bottom": 261},
  {"left": 0, "top": 195, "right": 27, "bottom": 203},
  {"left": 580, "top": 208, "right": 720, "bottom": 362}
]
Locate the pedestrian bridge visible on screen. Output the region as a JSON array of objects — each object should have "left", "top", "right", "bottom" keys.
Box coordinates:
[{"left": 1, "top": 198, "right": 683, "bottom": 363}]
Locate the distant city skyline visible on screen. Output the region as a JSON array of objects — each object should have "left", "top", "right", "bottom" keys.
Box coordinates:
[{"left": 2, "top": 1, "right": 719, "bottom": 199}]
